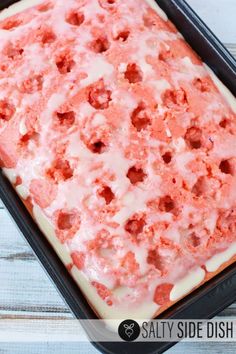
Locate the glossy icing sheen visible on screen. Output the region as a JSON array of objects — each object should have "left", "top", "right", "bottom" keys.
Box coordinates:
[{"left": 0, "top": 0, "right": 236, "bottom": 319}]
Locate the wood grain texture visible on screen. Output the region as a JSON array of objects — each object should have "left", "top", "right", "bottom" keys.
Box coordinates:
[
  {"left": 226, "top": 44, "right": 236, "bottom": 58},
  {"left": 0, "top": 1, "right": 236, "bottom": 353},
  {"left": 187, "top": 0, "right": 236, "bottom": 43}
]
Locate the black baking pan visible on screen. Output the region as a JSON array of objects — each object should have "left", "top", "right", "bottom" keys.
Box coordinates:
[{"left": 0, "top": 0, "right": 236, "bottom": 353}]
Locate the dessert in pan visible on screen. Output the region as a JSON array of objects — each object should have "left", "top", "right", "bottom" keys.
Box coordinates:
[{"left": 0, "top": 0, "right": 236, "bottom": 319}]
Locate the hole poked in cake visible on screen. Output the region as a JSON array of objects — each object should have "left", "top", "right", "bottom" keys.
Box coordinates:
[
  {"left": 66, "top": 10, "right": 85, "bottom": 26},
  {"left": 98, "top": 0, "right": 116, "bottom": 9},
  {"left": 99, "top": 186, "right": 115, "bottom": 204},
  {"left": 1, "top": 64, "right": 8, "bottom": 72},
  {"left": 158, "top": 48, "right": 173, "bottom": 62},
  {"left": 219, "top": 116, "right": 235, "bottom": 134},
  {"left": 219, "top": 159, "right": 234, "bottom": 175},
  {"left": 1, "top": 18, "right": 22, "bottom": 31},
  {"left": 88, "top": 81, "right": 112, "bottom": 110},
  {"left": 143, "top": 9, "right": 172, "bottom": 31},
  {"left": 143, "top": 13, "right": 156, "bottom": 28},
  {"left": 162, "top": 88, "right": 188, "bottom": 108},
  {"left": 4, "top": 43, "right": 24, "bottom": 60},
  {"left": 147, "top": 239, "right": 179, "bottom": 275},
  {"left": 217, "top": 208, "right": 236, "bottom": 235},
  {"left": 55, "top": 209, "right": 81, "bottom": 238},
  {"left": 192, "top": 176, "right": 207, "bottom": 197},
  {"left": 56, "top": 53, "right": 75, "bottom": 74},
  {"left": 88, "top": 140, "right": 107, "bottom": 154},
  {"left": 127, "top": 166, "right": 147, "bottom": 185},
  {"left": 55, "top": 209, "right": 81, "bottom": 242},
  {"left": 19, "top": 132, "right": 40, "bottom": 148},
  {"left": 159, "top": 195, "right": 175, "bottom": 214},
  {"left": 188, "top": 232, "right": 201, "bottom": 248},
  {"left": 153, "top": 283, "right": 173, "bottom": 305},
  {"left": 193, "top": 77, "right": 211, "bottom": 93},
  {"left": 91, "top": 281, "right": 113, "bottom": 306},
  {"left": 131, "top": 103, "right": 151, "bottom": 131},
  {"left": 56, "top": 111, "right": 76, "bottom": 127},
  {"left": 46, "top": 159, "right": 74, "bottom": 182},
  {"left": 19, "top": 74, "right": 43, "bottom": 94},
  {"left": 89, "top": 36, "right": 110, "bottom": 53},
  {"left": 119, "top": 251, "right": 139, "bottom": 275},
  {"left": 125, "top": 215, "right": 146, "bottom": 237},
  {"left": 57, "top": 212, "right": 74, "bottom": 230},
  {"left": 147, "top": 249, "right": 166, "bottom": 274},
  {"left": 162, "top": 151, "right": 172, "bottom": 164},
  {"left": 219, "top": 118, "right": 230, "bottom": 129},
  {"left": 40, "top": 28, "right": 57, "bottom": 45},
  {"left": 0, "top": 100, "right": 15, "bottom": 121},
  {"left": 71, "top": 251, "right": 85, "bottom": 270},
  {"left": 184, "top": 126, "right": 202, "bottom": 149},
  {"left": 219, "top": 119, "right": 227, "bottom": 129},
  {"left": 114, "top": 30, "right": 130, "bottom": 42},
  {"left": 37, "top": 2, "right": 53, "bottom": 12},
  {"left": 124, "top": 63, "right": 143, "bottom": 84}
]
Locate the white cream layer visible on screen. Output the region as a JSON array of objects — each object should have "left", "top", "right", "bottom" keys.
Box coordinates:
[
  {"left": 144, "top": 0, "right": 168, "bottom": 21},
  {"left": 204, "top": 64, "right": 236, "bottom": 113},
  {"left": 33, "top": 205, "right": 73, "bottom": 266},
  {"left": 0, "top": 0, "right": 42, "bottom": 20},
  {"left": 205, "top": 242, "right": 236, "bottom": 273},
  {"left": 71, "top": 266, "right": 159, "bottom": 319},
  {"left": 170, "top": 267, "right": 206, "bottom": 302}
]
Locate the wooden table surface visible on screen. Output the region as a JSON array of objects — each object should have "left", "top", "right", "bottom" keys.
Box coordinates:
[{"left": 0, "top": 1, "right": 235, "bottom": 353}]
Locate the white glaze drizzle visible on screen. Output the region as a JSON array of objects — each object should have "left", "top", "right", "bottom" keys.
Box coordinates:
[
  {"left": 205, "top": 243, "right": 236, "bottom": 273},
  {"left": 170, "top": 267, "right": 206, "bottom": 302}
]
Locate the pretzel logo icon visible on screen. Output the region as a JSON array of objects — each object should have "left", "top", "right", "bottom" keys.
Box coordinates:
[{"left": 118, "top": 319, "right": 141, "bottom": 341}]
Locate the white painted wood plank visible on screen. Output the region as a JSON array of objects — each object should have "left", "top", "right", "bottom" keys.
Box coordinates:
[
  {"left": 226, "top": 44, "right": 236, "bottom": 58},
  {"left": 0, "top": 259, "right": 69, "bottom": 313},
  {"left": 1, "top": 307, "right": 235, "bottom": 320},
  {"left": 168, "top": 342, "right": 236, "bottom": 354},
  {"left": 0, "top": 210, "right": 69, "bottom": 313},
  {"left": 0, "top": 342, "right": 100, "bottom": 354},
  {"left": 0, "top": 1, "right": 235, "bottom": 353},
  {"left": 0, "top": 342, "right": 235, "bottom": 354},
  {"left": 187, "top": 0, "right": 236, "bottom": 43},
  {"left": 0, "top": 210, "right": 32, "bottom": 258}
]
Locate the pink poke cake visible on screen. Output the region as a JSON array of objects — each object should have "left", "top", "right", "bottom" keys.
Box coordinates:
[{"left": 0, "top": 0, "right": 236, "bottom": 319}]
